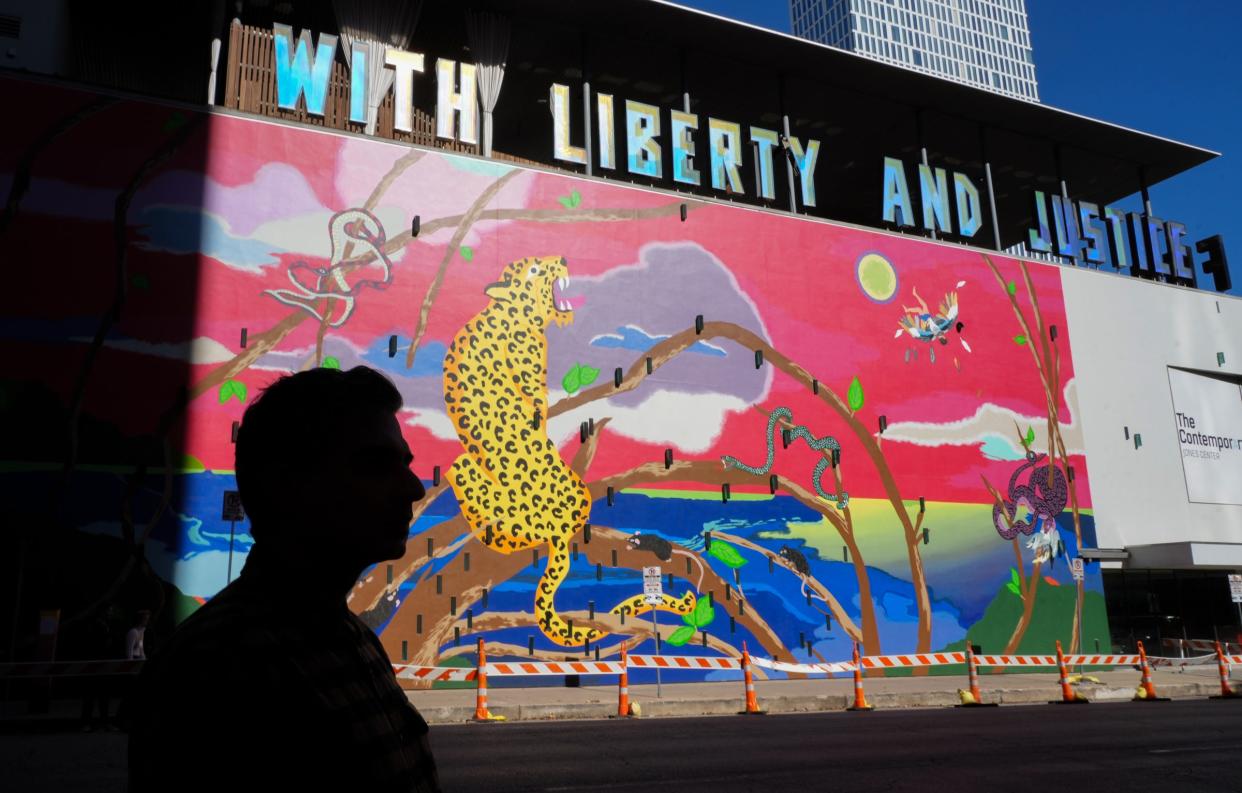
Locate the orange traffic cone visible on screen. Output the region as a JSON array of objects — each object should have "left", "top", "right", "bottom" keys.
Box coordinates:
[
  {"left": 1051, "top": 640, "right": 1088, "bottom": 704},
  {"left": 956, "top": 644, "right": 997, "bottom": 707},
  {"left": 616, "top": 642, "right": 633, "bottom": 717},
  {"left": 473, "top": 639, "right": 505, "bottom": 722},
  {"left": 1133, "top": 640, "right": 1169, "bottom": 702},
  {"left": 846, "top": 642, "right": 874, "bottom": 711},
  {"left": 738, "top": 641, "right": 766, "bottom": 715},
  {"left": 1210, "top": 641, "right": 1241, "bottom": 700}
]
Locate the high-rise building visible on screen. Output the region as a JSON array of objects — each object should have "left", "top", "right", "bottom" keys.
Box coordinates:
[{"left": 791, "top": 0, "right": 1039, "bottom": 101}]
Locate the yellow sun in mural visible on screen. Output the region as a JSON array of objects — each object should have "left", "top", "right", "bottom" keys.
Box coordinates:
[{"left": 856, "top": 252, "right": 898, "bottom": 303}]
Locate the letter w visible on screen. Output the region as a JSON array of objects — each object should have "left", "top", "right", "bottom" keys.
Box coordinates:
[{"left": 273, "top": 23, "right": 337, "bottom": 116}]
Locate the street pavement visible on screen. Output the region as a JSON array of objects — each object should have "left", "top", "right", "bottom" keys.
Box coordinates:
[
  {"left": 4, "top": 698, "right": 1242, "bottom": 792},
  {"left": 432, "top": 700, "right": 1242, "bottom": 792}
]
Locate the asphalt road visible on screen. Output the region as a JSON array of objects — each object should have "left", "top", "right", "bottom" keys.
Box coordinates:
[
  {"left": 4, "top": 701, "right": 1241, "bottom": 792},
  {"left": 435, "top": 701, "right": 1242, "bottom": 792}
]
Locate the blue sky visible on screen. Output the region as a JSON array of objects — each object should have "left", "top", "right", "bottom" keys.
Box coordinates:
[{"left": 673, "top": 0, "right": 1241, "bottom": 295}]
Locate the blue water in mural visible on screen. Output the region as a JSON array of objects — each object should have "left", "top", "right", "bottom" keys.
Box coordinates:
[{"left": 8, "top": 469, "right": 1100, "bottom": 683}]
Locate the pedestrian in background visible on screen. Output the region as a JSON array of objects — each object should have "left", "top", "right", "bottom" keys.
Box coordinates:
[{"left": 78, "top": 603, "right": 120, "bottom": 732}]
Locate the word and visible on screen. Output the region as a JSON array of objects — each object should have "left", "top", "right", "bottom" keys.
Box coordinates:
[
  {"left": 272, "top": 24, "right": 478, "bottom": 142},
  {"left": 880, "top": 157, "right": 984, "bottom": 240},
  {"left": 550, "top": 84, "right": 823, "bottom": 208}
]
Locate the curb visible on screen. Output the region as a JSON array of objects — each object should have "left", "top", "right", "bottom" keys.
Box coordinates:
[{"left": 416, "top": 682, "right": 1222, "bottom": 724}]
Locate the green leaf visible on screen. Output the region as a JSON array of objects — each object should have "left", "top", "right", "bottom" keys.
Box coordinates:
[
  {"left": 570, "top": 189, "right": 581, "bottom": 207},
  {"left": 665, "top": 625, "right": 697, "bottom": 647},
  {"left": 1013, "top": 334, "right": 1027, "bottom": 346},
  {"left": 1024, "top": 426, "right": 1035, "bottom": 446},
  {"left": 578, "top": 364, "right": 600, "bottom": 387},
  {"left": 321, "top": 356, "right": 341, "bottom": 369},
  {"left": 178, "top": 453, "right": 206, "bottom": 473},
  {"left": 562, "top": 364, "right": 583, "bottom": 395},
  {"left": 708, "top": 541, "right": 748, "bottom": 569},
  {"left": 682, "top": 611, "right": 696, "bottom": 627},
  {"left": 557, "top": 195, "right": 574, "bottom": 209},
  {"left": 131, "top": 274, "right": 150, "bottom": 291},
  {"left": 1010, "top": 567, "right": 1020, "bottom": 588},
  {"left": 1006, "top": 280, "right": 1016, "bottom": 295},
  {"left": 218, "top": 379, "right": 248, "bottom": 404},
  {"left": 846, "top": 376, "right": 864, "bottom": 412},
  {"left": 1006, "top": 581, "right": 1021, "bottom": 597},
  {"left": 460, "top": 245, "right": 474, "bottom": 262},
  {"left": 691, "top": 595, "right": 716, "bottom": 628}
]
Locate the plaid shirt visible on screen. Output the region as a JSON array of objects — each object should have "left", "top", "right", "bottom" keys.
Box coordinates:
[{"left": 129, "top": 551, "right": 441, "bottom": 793}]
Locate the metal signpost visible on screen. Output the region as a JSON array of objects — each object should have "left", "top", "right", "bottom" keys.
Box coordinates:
[
  {"left": 1071, "top": 558, "right": 1084, "bottom": 582},
  {"left": 1070, "top": 558, "right": 1085, "bottom": 667},
  {"left": 643, "top": 566, "right": 663, "bottom": 697},
  {"left": 221, "top": 490, "right": 245, "bottom": 584},
  {"left": 1229, "top": 574, "right": 1242, "bottom": 628}
]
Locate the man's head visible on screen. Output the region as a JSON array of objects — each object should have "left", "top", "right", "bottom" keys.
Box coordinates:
[{"left": 235, "top": 366, "right": 425, "bottom": 569}]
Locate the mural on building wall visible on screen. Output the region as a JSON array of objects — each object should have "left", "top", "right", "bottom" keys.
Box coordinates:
[{"left": 0, "top": 76, "right": 1108, "bottom": 679}]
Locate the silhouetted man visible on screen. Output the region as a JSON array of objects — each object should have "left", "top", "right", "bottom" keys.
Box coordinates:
[{"left": 129, "top": 366, "right": 437, "bottom": 792}]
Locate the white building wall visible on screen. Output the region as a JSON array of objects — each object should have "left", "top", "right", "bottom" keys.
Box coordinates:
[{"left": 1061, "top": 266, "right": 1242, "bottom": 567}]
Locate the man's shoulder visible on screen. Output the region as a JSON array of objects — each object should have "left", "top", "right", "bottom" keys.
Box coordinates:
[{"left": 145, "top": 585, "right": 279, "bottom": 674}]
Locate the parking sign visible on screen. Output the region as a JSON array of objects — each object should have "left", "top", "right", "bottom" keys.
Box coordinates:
[{"left": 643, "top": 566, "right": 663, "bottom": 605}]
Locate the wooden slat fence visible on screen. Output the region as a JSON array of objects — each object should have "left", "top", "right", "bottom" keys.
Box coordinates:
[{"left": 222, "top": 19, "right": 480, "bottom": 155}]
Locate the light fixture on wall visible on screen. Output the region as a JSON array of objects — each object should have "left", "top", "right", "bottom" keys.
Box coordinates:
[
  {"left": 1219, "top": 352, "right": 1227, "bottom": 367},
  {"left": 1134, "top": 433, "right": 1143, "bottom": 449}
]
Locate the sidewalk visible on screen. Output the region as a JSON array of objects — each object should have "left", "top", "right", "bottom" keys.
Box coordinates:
[
  {"left": 2, "top": 667, "right": 1235, "bottom": 730},
  {"left": 407, "top": 666, "right": 1238, "bottom": 724}
]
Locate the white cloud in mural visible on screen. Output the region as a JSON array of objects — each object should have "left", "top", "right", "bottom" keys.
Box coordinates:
[
  {"left": 135, "top": 206, "right": 286, "bottom": 270},
  {"left": 71, "top": 335, "right": 235, "bottom": 365},
  {"left": 132, "top": 161, "right": 413, "bottom": 272},
  {"left": 242, "top": 205, "right": 409, "bottom": 261},
  {"left": 334, "top": 140, "right": 536, "bottom": 247},
  {"left": 547, "top": 388, "right": 752, "bottom": 454},
  {"left": 882, "top": 379, "right": 1084, "bottom": 459},
  {"left": 403, "top": 408, "right": 457, "bottom": 441}
]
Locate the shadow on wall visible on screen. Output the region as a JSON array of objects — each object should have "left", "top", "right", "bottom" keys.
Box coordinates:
[{"left": 0, "top": 75, "right": 211, "bottom": 673}]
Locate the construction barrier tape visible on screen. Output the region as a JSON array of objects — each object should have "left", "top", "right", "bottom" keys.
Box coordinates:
[
  {"left": 487, "top": 660, "right": 624, "bottom": 676},
  {"left": 392, "top": 664, "right": 478, "bottom": 682},
  {"left": 860, "top": 652, "right": 967, "bottom": 669},
  {"left": 627, "top": 655, "right": 738, "bottom": 670},
  {"left": 1057, "top": 655, "right": 1141, "bottom": 666},
  {"left": 750, "top": 657, "right": 853, "bottom": 675},
  {"left": 7, "top": 652, "right": 1239, "bottom": 681}
]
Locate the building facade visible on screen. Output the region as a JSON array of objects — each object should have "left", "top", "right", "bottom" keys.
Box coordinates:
[
  {"left": 791, "top": 0, "right": 1039, "bottom": 101},
  {"left": 2, "top": 0, "right": 1238, "bottom": 681}
]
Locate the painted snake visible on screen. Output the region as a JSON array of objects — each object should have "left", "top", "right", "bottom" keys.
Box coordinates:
[
  {"left": 991, "top": 452, "right": 1068, "bottom": 540},
  {"left": 721, "top": 407, "right": 849, "bottom": 509}
]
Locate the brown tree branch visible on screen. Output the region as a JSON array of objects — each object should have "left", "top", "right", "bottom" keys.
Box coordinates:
[
  {"left": 570, "top": 417, "right": 611, "bottom": 478},
  {"left": 1004, "top": 560, "right": 1042, "bottom": 654},
  {"left": 405, "top": 169, "right": 523, "bottom": 366},
  {"left": 378, "top": 520, "right": 799, "bottom": 682},
  {"left": 348, "top": 484, "right": 454, "bottom": 612},
  {"left": 556, "top": 315, "right": 933, "bottom": 651},
  {"left": 709, "top": 530, "right": 862, "bottom": 643},
  {"left": 362, "top": 201, "right": 703, "bottom": 265}
]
